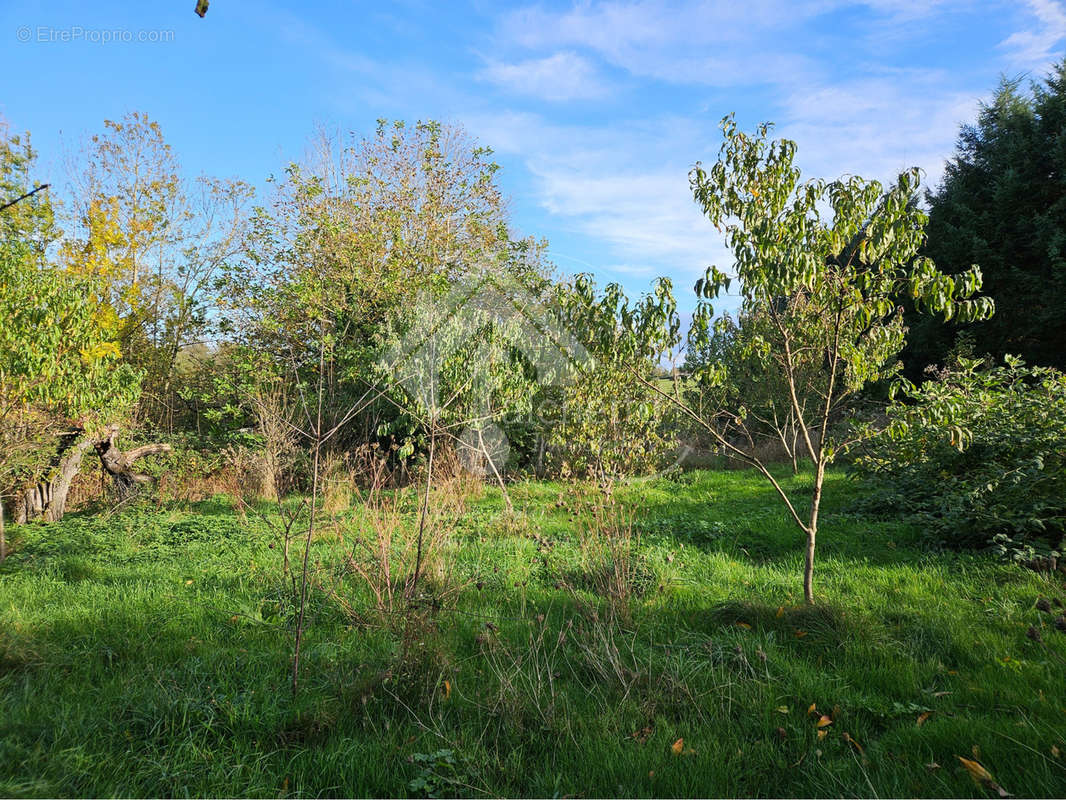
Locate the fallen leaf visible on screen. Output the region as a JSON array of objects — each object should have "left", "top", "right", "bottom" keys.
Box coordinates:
[
  {"left": 795, "top": 629, "right": 808, "bottom": 638},
  {"left": 817, "top": 729, "right": 828, "bottom": 740},
  {"left": 917, "top": 711, "right": 931, "bottom": 727},
  {"left": 817, "top": 715, "right": 833, "bottom": 728},
  {"left": 1052, "top": 745, "right": 1061, "bottom": 759},
  {"left": 628, "top": 726, "right": 653, "bottom": 744},
  {"left": 737, "top": 622, "right": 752, "bottom": 630},
  {"left": 842, "top": 731, "right": 864, "bottom": 754},
  {"left": 958, "top": 756, "right": 991, "bottom": 782},
  {"left": 957, "top": 756, "right": 1012, "bottom": 797},
  {"left": 807, "top": 703, "right": 818, "bottom": 716},
  {"left": 776, "top": 606, "right": 785, "bottom": 618},
  {"left": 948, "top": 670, "right": 958, "bottom": 675},
  {"left": 933, "top": 691, "right": 952, "bottom": 698},
  {"left": 442, "top": 679, "right": 451, "bottom": 700},
  {"left": 926, "top": 762, "right": 941, "bottom": 771},
  {"left": 776, "top": 706, "right": 790, "bottom": 714},
  {"left": 671, "top": 738, "right": 684, "bottom": 755}
]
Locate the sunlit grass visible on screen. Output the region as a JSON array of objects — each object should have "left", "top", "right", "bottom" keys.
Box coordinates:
[{"left": 1, "top": 468, "right": 1065, "bottom": 797}]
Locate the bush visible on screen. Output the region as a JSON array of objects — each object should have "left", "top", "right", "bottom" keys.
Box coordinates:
[{"left": 852, "top": 357, "right": 1066, "bottom": 562}]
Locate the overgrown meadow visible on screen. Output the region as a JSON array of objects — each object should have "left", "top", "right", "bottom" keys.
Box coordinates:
[
  {"left": 4, "top": 50, "right": 1066, "bottom": 800},
  {"left": 3, "top": 469, "right": 1065, "bottom": 798}
]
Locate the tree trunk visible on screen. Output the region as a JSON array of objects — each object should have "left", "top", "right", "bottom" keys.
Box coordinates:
[
  {"left": 803, "top": 460, "right": 827, "bottom": 604},
  {"left": 803, "top": 526, "right": 816, "bottom": 604},
  {"left": 15, "top": 435, "right": 96, "bottom": 523}
]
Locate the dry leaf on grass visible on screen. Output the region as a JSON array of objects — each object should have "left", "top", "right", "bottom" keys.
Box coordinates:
[{"left": 957, "top": 756, "right": 1012, "bottom": 797}]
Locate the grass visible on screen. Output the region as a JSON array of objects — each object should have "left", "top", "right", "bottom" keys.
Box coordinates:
[{"left": 2, "top": 467, "right": 1066, "bottom": 797}]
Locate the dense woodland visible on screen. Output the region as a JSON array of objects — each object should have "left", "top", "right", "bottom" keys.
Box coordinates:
[{"left": 1, "top": 61, "right": 1066, "bottom": 798}]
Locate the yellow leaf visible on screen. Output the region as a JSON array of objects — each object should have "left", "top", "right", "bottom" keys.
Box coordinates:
[
  {"left": 957, "top": 756, "right": 1012, "bottom": 797},
  {"left": 776, "top": 606, "right": 785, "bottom": 618},
  {"left": 442, "top": 679, "right": 451, "bottom": 700},
  {"left": 671, "top": 738, "right": 684, "bottom": 755},
  {"left": 736, "top": 622, "right": 752, "bottom": 630},
  {"left": 817, "top": 715, "right": 833, "bottom": 728},
  {"left": 957, "top": 756, "right": 992, "bottom": 782},
  {"left": 817, "top": 729, "right": 827, "bottom": 740},
  {"left": 776, "top": 706, "right": 790, "bottom": 714},
  {"left": 842, "top": 732, "right": 864, "bottom": 754},
  {"left": 795, "top": 629, "right": 808, "bottom": 638},
  {"left": 807, "top": 703, "right": 818, "bottom": 716},
  {"left": 917, "top": 711, "right": 931, "bottom": 727}
]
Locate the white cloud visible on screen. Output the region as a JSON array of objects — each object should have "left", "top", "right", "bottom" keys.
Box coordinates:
[
  {"left": 777, "top": 70, "right": 980, "bottom": 190},
  {"left": 999, "top": 0, "right": 1066, "bottom": 67},
  {"left": 499, "top": 0, "right": 825, "bottom": 88},
  {"left": 480, "top": 51, "right": 611, "bottom": 101},
  {"left": 464, "top": 109, "right": 733, "bottom": 292},
  {"left": 476, "top": 1, "right": 996, "bottom": 293}
]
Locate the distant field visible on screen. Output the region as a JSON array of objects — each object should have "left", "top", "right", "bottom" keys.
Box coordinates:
[{"left": 2, "top": 468, "right": 1065, "bottom": 798}]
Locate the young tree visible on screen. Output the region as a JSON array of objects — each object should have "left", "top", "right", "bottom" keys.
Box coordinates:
[
  {"left": 224, "top": 120, "right": 549, "bottom": 691},
  {"left": 612, "top": 115, "right": 992, "bottom": 603},
  {"left": 553, "top": 276, "right": 679, "bottom": 482}
]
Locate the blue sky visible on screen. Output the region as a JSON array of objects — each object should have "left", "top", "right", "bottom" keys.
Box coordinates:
[{"left": 2, "top": 0, "right": 1064, "bottom": 311}]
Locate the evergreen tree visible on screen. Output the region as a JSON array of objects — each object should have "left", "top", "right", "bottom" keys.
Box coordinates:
[{"left": 905, "top": 61, "right": 1066, "bottom": 376}]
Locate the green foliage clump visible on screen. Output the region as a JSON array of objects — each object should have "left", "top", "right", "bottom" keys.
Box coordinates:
[
  {"left": 853, "top": 357, "right": 1066, "bottom": 561},
  {"left": 407, "top": 749, "right": 477, "bottom": 798}
]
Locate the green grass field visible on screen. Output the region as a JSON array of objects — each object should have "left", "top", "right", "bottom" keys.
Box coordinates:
[{"left": 2, "top": 468, "right": 1065, "bottom": 798}]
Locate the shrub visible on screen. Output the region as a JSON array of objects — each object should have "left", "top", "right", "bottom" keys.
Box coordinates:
[{"left": 852, "top": 357, "right": 1066, "bottom": 562}]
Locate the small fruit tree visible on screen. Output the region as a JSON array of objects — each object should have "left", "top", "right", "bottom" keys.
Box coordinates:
[{"left": 618, "top": 115, "right": 994, "bottom": 603}]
